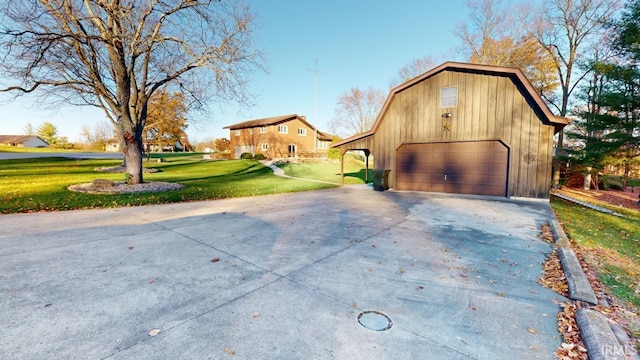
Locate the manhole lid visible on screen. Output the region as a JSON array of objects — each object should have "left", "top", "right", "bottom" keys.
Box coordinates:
[{"left": 357, "top": 310, "right": 392, "bottom": 331}]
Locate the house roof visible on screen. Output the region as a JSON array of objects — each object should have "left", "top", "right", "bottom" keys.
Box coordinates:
[
  {"left": 224, "top": 114, "right": 334, "bottom": 140},
  {"left": 224, "top": 114, "right": 304, "bottom": 130},
  {"left": 0, "top": 135, "right": 48, "bottom": 145},
  {"left": 316, "top": 130, "right": 333, "bottom": 142},
  {"left": 332, "top": 61, "right": 569, "bottom": 148}
]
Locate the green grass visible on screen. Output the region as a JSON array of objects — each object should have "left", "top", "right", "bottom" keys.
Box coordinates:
[
  {"left": 0, "top": 155, "right": 337, "bottom": 213},
  {"left": 551, "top": 197, "right": 640, "bottom": 309},
  {"left": 0, "top": 145, "right": 83, "bottom": 153},
  {"left": 278, "top": 158, "right": 373, "bottom": 185}
]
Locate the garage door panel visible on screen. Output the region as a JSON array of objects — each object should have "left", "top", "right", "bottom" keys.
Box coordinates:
[{"left": 396, "top": 141, "right": 508, "bottom": 197}]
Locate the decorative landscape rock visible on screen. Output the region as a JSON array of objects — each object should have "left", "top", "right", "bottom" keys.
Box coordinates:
[
  {"left": 68, "top": 181, "right": 184, "bottom": 194},
  {"left": 91, "top": 179, "right": 115, "bottom": 188}
]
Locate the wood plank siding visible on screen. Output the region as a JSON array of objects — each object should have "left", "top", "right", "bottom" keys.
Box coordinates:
[{"left": 335, "top": 62, "right": 567, "bottom": 199}]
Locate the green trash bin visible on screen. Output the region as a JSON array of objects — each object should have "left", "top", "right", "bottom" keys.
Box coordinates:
[{"left": 372, "top": 169, "right": 390, "bottom": 191}]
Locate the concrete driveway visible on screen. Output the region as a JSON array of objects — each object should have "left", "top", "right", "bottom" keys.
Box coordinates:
[{"left": 0, "top": 188, "right": 565, "bottom": 359}]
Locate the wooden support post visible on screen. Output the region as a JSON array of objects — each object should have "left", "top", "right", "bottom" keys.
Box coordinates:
[{"left": 340, "top": 146, "right": 345, "bottom": 186}]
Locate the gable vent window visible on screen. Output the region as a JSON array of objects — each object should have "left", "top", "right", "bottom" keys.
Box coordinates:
[
  {"left": 278, "top": 125, "right": 288, "bottom": 134},
  {"left": 298, "top": 128, "right": 306, "bottom": 136},
  {"left": 440, "top": 86, "right": 457, "bottom": 108}
]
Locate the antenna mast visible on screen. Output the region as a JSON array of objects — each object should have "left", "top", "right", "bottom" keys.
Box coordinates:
[{"left": 310, "top": 58, "right": 319, "bottom": 154}]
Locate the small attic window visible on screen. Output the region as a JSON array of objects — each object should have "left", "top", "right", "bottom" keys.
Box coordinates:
[{"left": 440, "top": 86, "right": 457, "bottom": 108}]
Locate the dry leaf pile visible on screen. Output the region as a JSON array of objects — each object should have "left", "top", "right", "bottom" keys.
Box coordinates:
[
  {"left": 538, "top": 249, "right": 569, "bottom": 297},
  {"left": 555, "top": 301, "right": 588, "bottom": 359},
  {"left": 537, "top": 229, "right": 587, "bottom": 359}
]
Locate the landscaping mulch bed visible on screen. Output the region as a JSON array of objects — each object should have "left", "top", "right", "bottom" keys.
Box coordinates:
[{"left": 560, "top": 187, "right": 640, "bottom": 211}]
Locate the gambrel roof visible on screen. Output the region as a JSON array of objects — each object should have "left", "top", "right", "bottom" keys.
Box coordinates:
[{"left": 333, "top": 62, "right": 568, "bottom": 148}]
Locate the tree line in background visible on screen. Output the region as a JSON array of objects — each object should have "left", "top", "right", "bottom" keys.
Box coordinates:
[
  {"left": 329, "top": 0, "right": 635, "bottom": 191},
  {"left": 2, "top": 0, "right": 636, "bottom": 188},
  {"left": 567, "top": 0, "right": 640, "bottom": 190}
]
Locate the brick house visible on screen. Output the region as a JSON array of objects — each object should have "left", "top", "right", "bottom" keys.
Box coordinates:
[{"left": 224, "top": 114, "right": 333, "bottom": 159}]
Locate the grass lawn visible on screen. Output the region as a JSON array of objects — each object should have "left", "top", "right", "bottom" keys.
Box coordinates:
[
  {"left": 0, "top": 154, "right": 337, "bottom": 213},
  {"left": 551, "top": 197, "right": 640, "bottom": 310},
  {"left": 278, "top": 158, "right": 372, "bottom": 185},
  {"left": 0, "top": 145, "right": 83, "bottom": 153}
]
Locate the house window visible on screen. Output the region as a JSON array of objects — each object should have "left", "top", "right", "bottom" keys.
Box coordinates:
[
  {"left": 298, "top": 128, "right": 306, "bottom": 136},
  {"left": 261, "top": 143, "right": 268, "bottom": 151},
  {"left": 278, "top": 125, "right": 288, "bottom": 134},
  {"left": 440, "top": 86, "right": 457, "bottom": 108},
  {"left": 234, "top": 130, "right": 240, "bottom": 136},
  {"left": 249, "top": 128, "right": 254, "bottom": 134},
  {"left": 317, "top": 140, "right": 328, "bottom": 149},
  {"left": 260, "top": 126, "right": 267, "bottom": 133}
]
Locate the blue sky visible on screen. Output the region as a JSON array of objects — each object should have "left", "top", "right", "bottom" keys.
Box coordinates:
[{"left": 0, "top": 1, "right": 469, "bottom": 144}]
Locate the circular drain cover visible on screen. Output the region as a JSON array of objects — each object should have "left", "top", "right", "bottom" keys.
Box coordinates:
[{"left": 357, "top": 310, "right": 392, "bottom": 331}]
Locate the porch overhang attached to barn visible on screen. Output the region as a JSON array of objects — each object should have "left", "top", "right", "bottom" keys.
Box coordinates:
[{"left": 331, "top": 133, "right": 374, "bottom": 186}]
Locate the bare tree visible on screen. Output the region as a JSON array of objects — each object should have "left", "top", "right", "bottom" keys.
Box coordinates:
[
  {"left": 0, "top": 1, "right": 262, "bottom": 183},
  {"left": 389, "top": 56, "right": 437, "bottom": 88},
  {"left": 328, "top": 87, "right": 385, "bottom": 138},
  {"left": 23, "top": 122, "right": 35, "bottom": 136},
  {"left": 526, "top": 0, "right": 624, "bottom": 117},
  {"left": 524, "top": 0, "right": 622, "bottom": 185},
  {"left": 455, "top": 0, "right": 515, "bottom": 64},
  {"left": 80, "top": 120, "right": 113, "bottom": 150},
  {"left": 456, "top": 0, "right": 560, "bottom": 99}
]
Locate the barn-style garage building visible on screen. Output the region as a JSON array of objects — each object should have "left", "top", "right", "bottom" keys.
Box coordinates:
[{"left": 333, "top": 62, "right": 568, "bottom": 199}]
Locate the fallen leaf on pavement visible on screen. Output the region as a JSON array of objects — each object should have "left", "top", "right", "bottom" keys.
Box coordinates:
[{"left": 148, "top": 329, "right": 160, "bottom": 336}]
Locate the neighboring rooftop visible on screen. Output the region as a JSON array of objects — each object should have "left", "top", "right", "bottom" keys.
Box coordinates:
[{"left": 0, "top": 135, "right": 49, "bottom": 147}]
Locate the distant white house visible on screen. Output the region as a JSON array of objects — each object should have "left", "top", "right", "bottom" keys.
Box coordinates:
[
  {"left": 203, "top": 147, "right": 215, "bottom": 153},
  {"left": 106, "top": 136, "right": 192, "bottom": 152},
  {"left": 105, "top": 138, "right": 120, "bottom": 152},
  {"left": 0, "top": 135, "right": 49, "bottom": 148}
]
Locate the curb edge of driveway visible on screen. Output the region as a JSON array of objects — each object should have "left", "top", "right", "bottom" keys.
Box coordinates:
[{"left": 550, "top": 216, "right": 633, "bottom": 360}]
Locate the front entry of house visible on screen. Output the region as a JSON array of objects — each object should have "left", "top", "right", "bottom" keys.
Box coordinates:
[
  {"left": 234, "top": 145, "right": 254, "bottom": 159},
  {"left": 395, "top": 140, "right": 509, "bottom": 197},
  {"left": 288, "top": 144, "right": 297, "bottom": 158}
]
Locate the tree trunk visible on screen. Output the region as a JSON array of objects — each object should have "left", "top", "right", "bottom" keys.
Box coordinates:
[
  {"left": 553, "top": 130, "right": 564, "bottom": 187},
  {"left": 623, "top": 162, "right": 629, "bottom": 192},
  {"left": 123, "top": 137, "right": 144, "bottom": 184},
  {"left": 583, "top": 167, "right": 591, "bottom": 190}
]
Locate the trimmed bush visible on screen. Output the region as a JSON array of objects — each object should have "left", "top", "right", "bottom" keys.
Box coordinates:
[
  {"left": 327, "top": 147, "right": 340, "bottom": 160},
  {"left": 254, "top": 153, "right": 265, "bottom": 160},
  {"left": 601, "top": 175, "right": 623, "bottom": 190},
  {"left": 240, "top": 152, "right": 253, "bottom": 159}
]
